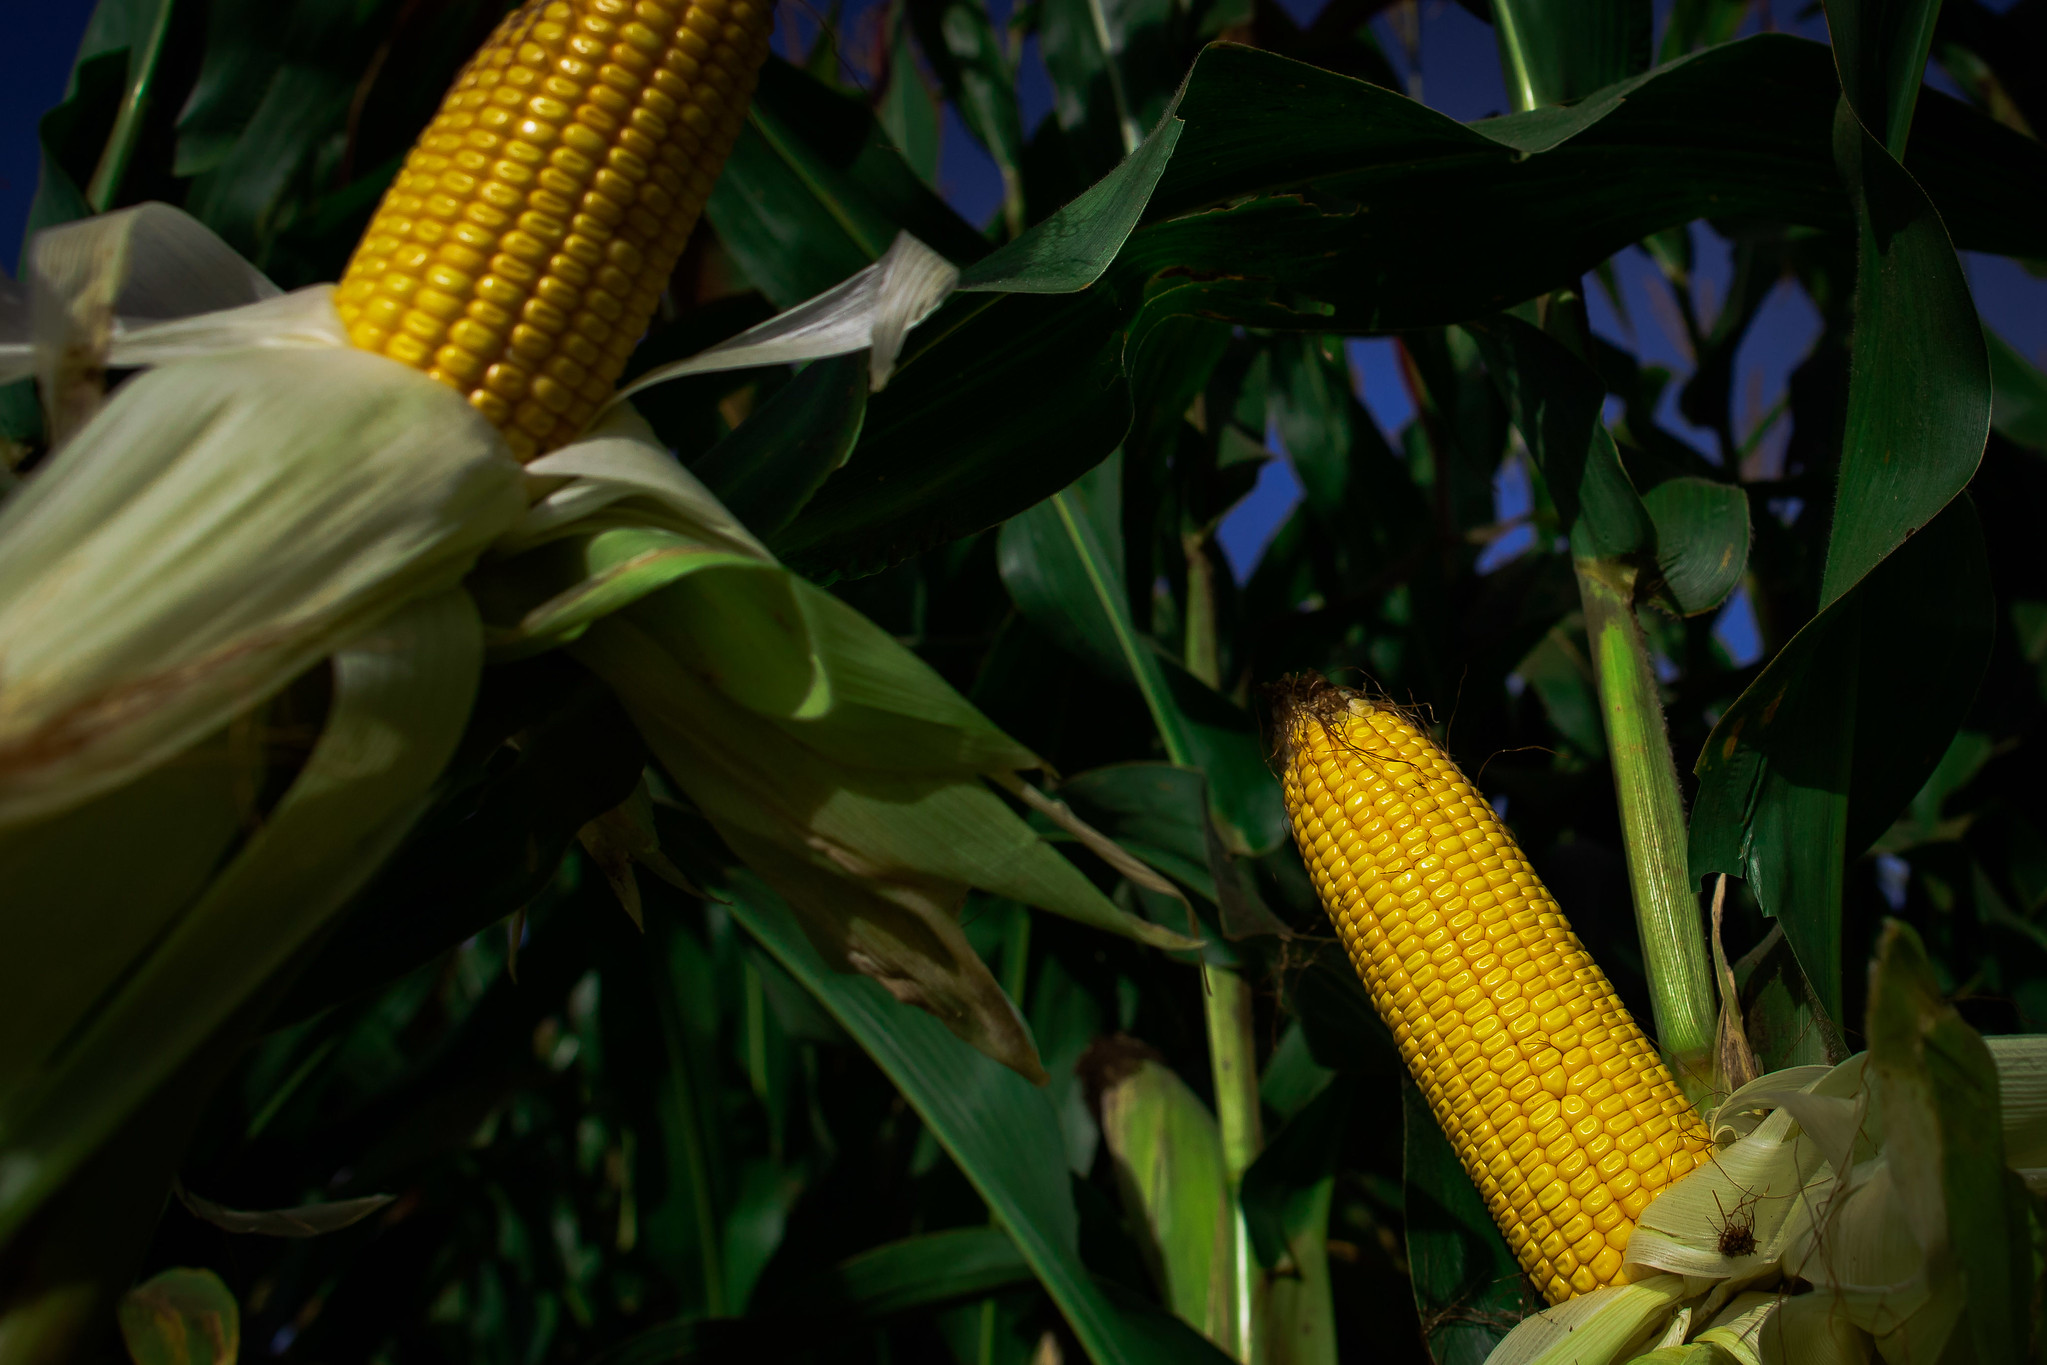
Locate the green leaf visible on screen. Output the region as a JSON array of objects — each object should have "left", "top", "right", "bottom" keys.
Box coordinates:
[
  {"left": 1489, "top": 0, "right": 1650, "bottom": 111},
  {"left": 705, "top": 57, "right": 989, "bottom": 307},
  {"left": 775, "top": 285, "right": 1133, "bottom": 574},
  {"left": 1824, "top": 0, "right": 1942, "bottom": 157},
  {"left": 0, "top": 591, "right": 482, "bottom": 1243},
  {"left": 117, "top": 1268, "right": 239, "bottom": 1365},
  {"left": 1818, "top": 98, "right": 1991, "bottom": 611},
  {"left": 1866, "top": 919, "right": 2025, "bottom": 1363},
  {"left": 793, "top": 1227, "right": 1035, "bottom": 1319},
  {"left": 957, "top": 112, "right": 1183, "bottom": 295},
  {"left": 1637, "top": 474, "right": 1750, "bottom": 616},
  {"left": 1093, "top": 1045, "right": 1234, "bottom": 1345},
  {"left": 275, "top": 660, "right": 646, "bottom": 1024},
  {"left": 719, "top": 874, "right": 1235, "bottom": 1365},
  {"left": 21, "top": 0, "right": 175, "bottom": 246},
  {"left": 1515, "top": 623, "right": 1606, "bottom": 758},
  {"left": 1402, "top": 1079, "right": 1538, "bottom": 1364},
  {"left": 1123, "top": 40, "right": 2046, "bottom": 329},
  {"left": 1051, "top": 762, "right": 1286, "bottom": 937},
  {"left": 997, "top": 479, "right": 1286, "bottom": 855},
  {"left": 1690, "top": 498, "right": 1994, "bottom": 1021},
  {"left": 1466, "top": 315, "right": 1653, "bottom": 561},
  {"left": 1241, "top": 1079, "right": 1348, "bottom": 1365},
  {"left": 691, "top": 353, "right": 869, "bottom": 538}
]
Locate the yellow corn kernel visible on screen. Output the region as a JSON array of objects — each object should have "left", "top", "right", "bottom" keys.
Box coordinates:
[
  {"left": 336, "top": 0, "right": 772, "bottom": 460},
  {"left": 1276, "top": 678, "right": 1710, "bottom": 1304}
]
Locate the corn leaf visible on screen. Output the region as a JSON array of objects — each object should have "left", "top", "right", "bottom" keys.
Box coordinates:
[
  {"left": 578, "top": 607, "right": 1185, "bottom": 1074},
  {"left": 690, "top": 352, "right": 867, "bottom": 538},
  {"left": 0, "top": 591, "right": 482, "bottom": 1241},
  {"left": 1465, "top": 315, "right": 1653, "bottom": 563},
  {"left": 717, "top": 871, "right": 1234, "bottom": 1365},
  {"left": 1689, "top": 498, "right": 1994, "bottom": 1019},
  {"left": 954, "top": 107, "right": 1181, "bottom": 295},
  {"left": 997, "top": 476, "right": 1287, "bottom": 855},
  {"left": 0, "top": 346, "right": 521, "bottom": 828},
  {"left": 1488, "top": 0, "right": 1650, "bottom": 111},
  {"left": 1638, "top": 474, "right": 1750, "bottom": 617},
  {"left": 704, "top": 56, "right": 991, "bottom": 307}
]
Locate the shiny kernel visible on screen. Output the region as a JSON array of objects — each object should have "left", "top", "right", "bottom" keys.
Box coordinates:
[
  {"left": 447, "top": 319, "right": 502, "bottom": 354},
  {"left": 434, "top": 345, "right": 489, "bottom": 383},
  {"left": 484, "top": 363, "right": 530, "bottom": 399},
  {"left": 385, "top": 332, "right": 433, "bottom": 367},
  {"left": 469, "top": 389, "right": 514, "bottom": 424}
]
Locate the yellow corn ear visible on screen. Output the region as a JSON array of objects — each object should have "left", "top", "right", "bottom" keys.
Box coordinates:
[
  {"left": 335, "top": 0, "right": 773, "bottom": 460},
  {"left": 1277, "top": 678, "right": 1710, "bottom": 1304}
]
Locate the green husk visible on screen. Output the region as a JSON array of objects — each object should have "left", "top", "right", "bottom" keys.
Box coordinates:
[{"left": 1092, "top": 1044, "right": 1234, "bottom": 1348}]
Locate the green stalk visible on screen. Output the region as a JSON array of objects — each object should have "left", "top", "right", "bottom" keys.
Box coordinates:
[
  {"left": 1573, "top": 558, "right": 1718, "bottom": 1102},
  {"left": 1187, "top": 531, "right": 1264, "bottom": 1364},
  {"left": 86, "top": 0, "right": 178, "bottom": 214},
  {"left": 1202, "top": 964, "right": 1264, "bottom": 1363},
  {"left": 1488, "top": 0, "right": 1541, "bottom": 114}
]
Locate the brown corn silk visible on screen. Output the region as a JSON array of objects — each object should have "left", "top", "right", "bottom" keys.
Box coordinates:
[
  {"left": 335, "top": 0, "right": 773, "bottom": 460},
  {"left": 1277, "top": 678, "right": 1710, "bottom": 1303}
]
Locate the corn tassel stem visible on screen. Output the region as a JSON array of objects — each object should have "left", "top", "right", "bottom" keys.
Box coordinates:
[
  {"left": 1489, "top": 0, "right": 1542, "bottom": 115},
  {"left": 1573, "top": 558, "right": 1717, "bottom": 1104},
  {"left": 1186, "top": 530, "right": 1264, "bottom": 1363}
]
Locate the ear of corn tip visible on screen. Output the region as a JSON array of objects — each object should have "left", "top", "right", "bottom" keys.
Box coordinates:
[
  {"left": 334, "top": 0, "right": 774, "bottom": 461},
  {"left": 1275, "top": 677, "right": 1711, "bottom": 1305}
]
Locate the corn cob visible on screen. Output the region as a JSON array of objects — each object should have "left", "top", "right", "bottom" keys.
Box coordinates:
[
  {"left": 1276, "top": 678, "right": 1710, "bottom": 1304},
  {"left": 335, "top": 0, "right": 773, "bottom": 461}
]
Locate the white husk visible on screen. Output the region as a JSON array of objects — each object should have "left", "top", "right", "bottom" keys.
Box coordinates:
[
  {"left": 608, "top": 230, "right": 959, "bottom": 405},
  {"left": 0, "top": 345, "right": 522, "bottom": 827},
  {"left": 1491, "top": 1035, "right": 2043, "bottom": 1365},
  {"left": 1484, "top": 1276, "right": 1689, "bottom": 1365}
]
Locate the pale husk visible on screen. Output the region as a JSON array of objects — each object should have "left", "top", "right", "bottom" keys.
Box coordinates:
[
  {"left": 0, "top": 592, "right": 483, "bottom": 1241},
  {"left": 0, "top": 345, "right": 522, "bottom": 828}
]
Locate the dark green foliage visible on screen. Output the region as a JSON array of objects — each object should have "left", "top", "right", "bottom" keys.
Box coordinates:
[{"left": 12, "top": 0, "right": 2047, "bottom": 1358}]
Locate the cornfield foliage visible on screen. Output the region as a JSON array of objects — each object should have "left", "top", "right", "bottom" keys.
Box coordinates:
[{"left": 4, "top": 0, "right": 2046, "bottom": 1360}]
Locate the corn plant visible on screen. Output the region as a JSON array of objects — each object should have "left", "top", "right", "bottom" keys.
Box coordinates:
[{"left": 2, "top": 0, "right": 2044, "bottom": 1360}]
